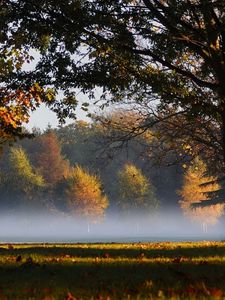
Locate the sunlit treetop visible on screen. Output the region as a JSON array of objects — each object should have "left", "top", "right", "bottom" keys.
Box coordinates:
[{"left": 66, "top": 165, "right": 109, "bottom": 223}]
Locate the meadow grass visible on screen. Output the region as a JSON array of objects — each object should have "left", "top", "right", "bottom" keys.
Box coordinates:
[{"left": 0, "top": 241, "right": 225, "bottom": 299}]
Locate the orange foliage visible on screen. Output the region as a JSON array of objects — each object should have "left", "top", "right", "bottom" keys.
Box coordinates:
[
  {"left": 0, "top": 83, "right": 44, "bottom": 140},
  {"left": 35, "top": 132, "right": 70, "bottom": 187}
]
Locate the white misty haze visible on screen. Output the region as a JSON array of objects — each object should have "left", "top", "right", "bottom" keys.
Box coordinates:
[{"left": 0, "top": 211, "right": 224, "bottom": 243}]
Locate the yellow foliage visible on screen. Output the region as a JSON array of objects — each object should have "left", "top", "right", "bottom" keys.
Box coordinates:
[
  {"left": 179, "top": 157, "right": 224, "bottom": 228},
  {"left": 117, "top": 163, "right": 158, "bottom": 213},
  {"left": 8, "top": 147, "right": 45, "bottom": 202},
  {"left": 118, "top": 163, "right": 150, "bottom": 198},
  {"left": 66, "top": 165, "right": 108, "bottom": 223}
]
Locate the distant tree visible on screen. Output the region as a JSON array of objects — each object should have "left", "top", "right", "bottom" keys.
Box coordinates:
[
  {"left": 147, "top": 110, "right": 223, "bottom": 172},
  {"left": 57, "top": 121, "right": 96, "bottom": 167},
  {"left": 57, "top": 116, "right": 163, "bottom": 212},
  {"left": 8, "top": 147, "right": 45, "bottom": 208},
  {"left": 179, "top": 157, "right": 224, "bottom": 232},
  {"left": 66, "top": 165, "right": 108, "bottom": 231},
  {"left": 93, "top": 110, "right": 154, "bottom": 149},
  {"left": 35, "top": 131, "right": 70, "bottom": 187},
  {"left": 117, "top": 163, "right": 158, "bottom": 231}
]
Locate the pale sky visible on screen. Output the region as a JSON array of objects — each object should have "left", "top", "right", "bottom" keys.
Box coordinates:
[
  {"left": 25, "top": 105, "right": 61, "bottom": 130},
  {"left": 23, "top": 50, "right": 104, "bottom": 131},
  {"left": 25, "top": 104, "right": 91, "bottom": 131}
]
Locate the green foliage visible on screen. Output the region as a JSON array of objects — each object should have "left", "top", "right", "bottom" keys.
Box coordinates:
[
  {"left": 56, "top": 121, "right": 97, "bottom": 167},
  {"left": 6, "top": 147, "right": 45, "bottom": 208},
  {"left": 0, "top": 242, "right": 225, "bottom": 299},
  {"left": 56, "top": 118, "right": 165, "bottom": 211},
  {"left": 117, "top": 163, "right": 158, "bottom": 216},
  {"left": 2, "top": 0, "right": 225, "bottom": 165},
  {"left": 9, "top": 147, "right": 45, "bottom": 193}
]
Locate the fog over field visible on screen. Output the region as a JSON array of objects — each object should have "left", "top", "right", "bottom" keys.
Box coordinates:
[{"left": 0, "top": 210, "right": 224, "bottom": 243}]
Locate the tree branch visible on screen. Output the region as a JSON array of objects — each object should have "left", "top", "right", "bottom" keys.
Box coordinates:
[{"left": 126, "top": 47, "right": 218, "bottom": 89}]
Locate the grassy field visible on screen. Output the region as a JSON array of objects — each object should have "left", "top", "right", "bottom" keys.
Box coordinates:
[{"left": 0, "top": 241, "right": 225, "bottom": 299}]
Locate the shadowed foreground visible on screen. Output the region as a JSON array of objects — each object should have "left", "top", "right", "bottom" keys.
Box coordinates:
[{"left": 0, "top": 242, "right": 225, "bottom": 299}]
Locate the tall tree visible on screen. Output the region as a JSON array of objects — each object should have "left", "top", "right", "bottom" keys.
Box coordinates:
[
  {"left": 34, "top": 131, "right": 70, "bottom": 187},
  {"left": 7, "top": 147, "right": 45, "bottom": 208},
  {"left": 179, "top": 157, "right": 224, "bottom": 232},
  {"left": 57, "top": 121, "right": 97, "bottom": 167},
  {"left": 66, "top": 165, "right": 108, "bottom": 229},
  {"left": 117, "top": 163, "right": 158, "bottom": 217}
]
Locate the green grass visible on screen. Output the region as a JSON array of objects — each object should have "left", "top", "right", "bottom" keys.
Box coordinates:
[{"left": 0, "top": 241, "right": 225, "bottom": 299}]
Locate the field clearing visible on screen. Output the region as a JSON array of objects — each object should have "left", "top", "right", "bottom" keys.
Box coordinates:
[{"left": 0, "top": 241, "right": 225, "bottom": 299}]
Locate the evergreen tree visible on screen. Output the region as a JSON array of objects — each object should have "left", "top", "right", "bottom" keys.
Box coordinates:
[{"left": 179, "top": 157, "right": 224, "bottom": 232}]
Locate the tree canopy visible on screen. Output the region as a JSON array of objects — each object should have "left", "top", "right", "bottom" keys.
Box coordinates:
[
  {"left": 117, "top": 163, "right": 158, "bottom": 216},
  {"left": 2, "top": 0, "right": 225, "bottom": 166},
  {"left": 6, "top": 147, "right": 45, "bottom": 208},
  {"left": 66, "top": 165, "right": 109, "bottom": 224},
  {"left": 34, "top": 131, "right": 70, "bottom": 187}
]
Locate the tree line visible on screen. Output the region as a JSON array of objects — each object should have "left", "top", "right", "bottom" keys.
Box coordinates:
[{"left": 0, "top": 112, "right": 224, "bottom": 232}]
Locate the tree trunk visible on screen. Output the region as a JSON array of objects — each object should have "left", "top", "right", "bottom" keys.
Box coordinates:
[
  {"left": 202, "top": 222, "right": 208, "bottom": 233},
  {"left": 221, "top": 110, "right": 225, "bottom": 163},
  {"left": 87, "top": 222, "right": 90, "bottom": 233}
]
